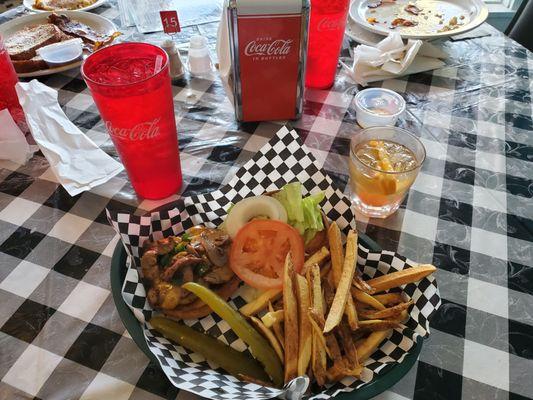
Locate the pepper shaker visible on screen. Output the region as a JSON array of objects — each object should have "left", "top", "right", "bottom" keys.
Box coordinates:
[{"left": 160, "top": 39, "right": 185, "bottom": 80}]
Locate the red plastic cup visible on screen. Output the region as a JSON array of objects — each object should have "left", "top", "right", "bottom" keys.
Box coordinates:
[
  {"left": 82, "top": 42, "right": 182, "bottom": 200},
  {"left": 305, "top": 0, "right": 350, "bottom": 89},
  {"left": 0, "top": 34, "right": 28, "bottom": 132}
]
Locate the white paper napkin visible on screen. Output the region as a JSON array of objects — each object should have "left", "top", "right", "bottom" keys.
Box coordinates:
[
  {"left": 342, "top": 33, "right": 447, "bottom": 86},
  {"left": 15, "top": 80, "right": 124, "bottom": 197},
  {"left": 0, "top": 109, "right": 34, "bottom": 165}
]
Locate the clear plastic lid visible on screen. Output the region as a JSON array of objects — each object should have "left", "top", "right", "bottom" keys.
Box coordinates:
[
  {"left": 36, "top": 38, "right": 83, "bottom": 65},
  {"left": 355, "top": 88, "right": 406, "bottom": 116}
]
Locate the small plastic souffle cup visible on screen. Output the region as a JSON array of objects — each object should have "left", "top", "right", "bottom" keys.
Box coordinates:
[
  {"left": 36, "top": 38, "right": 83, "bottom": 67},
  {"left": 354, "top": 88, "right": 406, "bottom": 128}
]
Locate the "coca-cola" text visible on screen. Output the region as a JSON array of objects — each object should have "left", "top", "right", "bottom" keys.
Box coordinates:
[
  {"left": 317, "top": 16, "right": 344, "bottom": 32},
  {"left": 244, "top": 39, "right": 293, "bottom": 56},
  {"left": 106, "top": 119, "right": 161, "bottom": 141}
]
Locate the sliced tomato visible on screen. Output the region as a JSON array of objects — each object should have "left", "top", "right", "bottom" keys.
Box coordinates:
[{"left": 229, "top": 219, "right": 304, "bottom": 290}]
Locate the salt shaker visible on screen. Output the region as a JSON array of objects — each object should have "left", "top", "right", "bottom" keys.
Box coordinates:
[
  {"left": 160, "top": 39, "right": 184, "bottom": 80},
  {"left": 187, "top": 35, "right": 213, "bottom": 77}
]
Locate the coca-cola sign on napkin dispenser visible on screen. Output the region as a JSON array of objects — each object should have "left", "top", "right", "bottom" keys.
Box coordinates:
[{"left": 217, "top": 0, "right": 309, "bottom": 122}]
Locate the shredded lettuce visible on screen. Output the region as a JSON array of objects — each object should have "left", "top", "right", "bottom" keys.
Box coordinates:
[
  {"left": 273, "top": 182, "right": 325, "bottom": 242},
  {"left": 273, "top": 182, "right": 304, "bottom": 223}
]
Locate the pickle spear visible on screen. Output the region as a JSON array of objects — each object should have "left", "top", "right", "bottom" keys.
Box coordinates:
[
  {"left": 150, "top": 316, "right": 272, "bottom": 384},
  {"left": 182, "top": 282, "right": 284, "bottom": 388}
]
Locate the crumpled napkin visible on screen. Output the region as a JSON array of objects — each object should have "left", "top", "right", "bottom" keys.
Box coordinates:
[
  {"left": 342, "top": 32, "right": 447, "bottom": 86},
  {"left": 15, "top": 80, "right": 124, "bottom": 197},
  {"left": 0, "top": 109, "right": 34, "bottom": 165}
]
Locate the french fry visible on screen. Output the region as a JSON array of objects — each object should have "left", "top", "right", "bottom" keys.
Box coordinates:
[
  {"left": 303, "top": 247, "right": 330, "bottom": 270},
  {"left": 283, "top": 253, "right": 299, "bottom": 383},
  {"left": 325, "top": 364, "right": 344, "bottom": 382},
  {"left": 250, "top": 316, "right": 284, "bottom": 362},
  {"left": 312, "top": 338, "right": 327, "bottom": 386},
  {"left": 338, "top": 323, "right": 359, "bottom": 369},
  {"left": 352, "top": 329, "right": 368, "bottom": 342},
  {"left": 307, "top": 263, "right": 330, "bottom": 382},
  {"left": 366, "top": 264, "right": 437, "bottom": 293},
  {"left": 261, "top": 310, "right": 284, "bottom": 328},
  {"left": 325, "top": 334, "right": 343, "bottom": 364},
  {"left": 240, "top": 288, "right": 282, "bottom": 316},
  {"left": 268, "top": 303, "right": 285, "bottom": 350},
  {"left": 373, "top": 292, "right": 403, "bottom": 306},
  {"left": 353, "top": 274, "right": 374, "bottom": 293},
  {"left": 344, "top": 363, "right": 364, "bottom": 378},
  {"left": 309, "top": 310, "right": 337, "bottom": 359},
  {"left": 309, "top": 313, "right": 329, "bottom": 355},
  {"left": 309, "top": 264, "right": 324, "bottom": 316},
  {"left": 358, "top": 319, "right": 400, "bottom": 331},
  {"left": 327, "top": 222, "right": 344, "bottom": 283},
  {"left": 327, "top": 223, "right": 359, "bottom": 330},
  {"left": 295, "top": 274, "right": 312, "bottom": 377},
  {"left": 326, "top": 362, "right": 363, "bottom": 381},
  {"left": 308, "top": 312, "right": 329, "bottom": 386},
  {"left": 356, "top": 329, "right": 392, "bottom": 363},
  {"left": 323, "top": 279, "right": 335, "bottom": 310},
  {"left": 391, "top": 309, "right": 409, "bottom": 323},
  {"left": 320, "top": 261, "right": 332, "bottom": 278},
  {"left": 321, "top": 324, "right": 348, "bottom": 383},
  {"left": 324, "top": 230, "right": 359, "bottom": 333},
  {"left": 352, "top": 288, "right": 386, "bottom": 310},
  {"left": 359, "top": 300, "right": 413, "bottom": 320}
]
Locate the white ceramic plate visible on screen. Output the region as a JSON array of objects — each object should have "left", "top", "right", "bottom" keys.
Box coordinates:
[
  {"left": 349, "top": 0, "right": 488, "bottom": 40},
  {"left": 345, "top": 16, "right": 384, "bottom": 46},
  {"left": 0, "top": 11, "right": 117, "bottom": 77},
  {"left": 23, "top": 0, "right": 106, "bottom": 13}
]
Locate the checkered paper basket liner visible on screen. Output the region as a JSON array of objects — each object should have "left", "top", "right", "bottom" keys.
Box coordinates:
[{"left": 107, "top": 127, "right": 441, "bottom": 400}]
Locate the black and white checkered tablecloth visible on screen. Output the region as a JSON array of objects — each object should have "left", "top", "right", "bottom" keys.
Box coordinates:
[{"left": 0, "top": 2, "right": 532, "bottom": 400}]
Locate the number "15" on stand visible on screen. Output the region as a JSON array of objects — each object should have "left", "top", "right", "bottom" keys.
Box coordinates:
[{"left": 160, "top": 11, "right": 180, "bottom": 34}]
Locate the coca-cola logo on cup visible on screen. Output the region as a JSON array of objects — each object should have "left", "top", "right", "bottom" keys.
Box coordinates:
[
  {"left": 317, "top": 16, "right": 343, "bottom": 31},
  {"left": 243, "top": 38, "right": 292, "bottom": 61},
  {"left": 106, "top": 119, "right": 161, "bottom": 141}
]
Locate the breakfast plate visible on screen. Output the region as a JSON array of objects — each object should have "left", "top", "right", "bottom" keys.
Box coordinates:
[
  {"left": 0, "top": 10, "right": 117, "bottom": 77},
  {"left": 349, "top": 0, "right": 488, "bottom": 40},
  {"left": 23, "top": 0, "right": 106, "bottom": 13}
]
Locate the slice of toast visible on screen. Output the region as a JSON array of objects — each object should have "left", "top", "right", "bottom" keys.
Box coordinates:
[
  {"left": 5, "top": 23, "right": 64, "bottom": 61},
  {"left": 11, "top": 56, "right": 49, "bottom": 73}
]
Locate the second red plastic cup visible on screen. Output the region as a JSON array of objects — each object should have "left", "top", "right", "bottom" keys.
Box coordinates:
[
  {"left": 305, "top": 0, "right": 350, "bottom": 89},
  {"left": 82, "top": 42, "right": 182, "bottom": 200}
]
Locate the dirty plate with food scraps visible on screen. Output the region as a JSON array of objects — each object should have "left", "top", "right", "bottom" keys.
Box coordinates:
[
  {"left": 107, "top": 127, "right": 441, "bottom": 400},
  {"left": 349, "top": 0, "right": 488, "bottom": 39},
  {"left": 345, "top": 16, "right": 384, "bottom": 46},
  {"left": 23, "top": 0, "right": 107, "bottom": 13}
]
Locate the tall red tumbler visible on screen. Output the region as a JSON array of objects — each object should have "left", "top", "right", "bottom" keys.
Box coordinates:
[
  {"left": 305, "top": 0, "right": 350, "bottom": 89},
  {"left": 82, "top": 43, "right": 182, "bottom": 199},
  {"left": 0, "top": 34, "right": 27, "bottom": 132}
]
